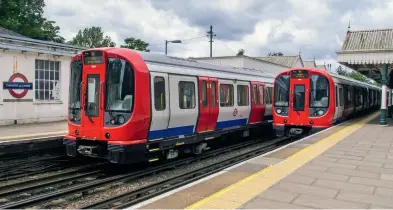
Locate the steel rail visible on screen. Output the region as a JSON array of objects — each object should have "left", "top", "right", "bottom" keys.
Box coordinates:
[
  {"left": 0, "top": 136, "right": 274, "bottom": 209},
  {"left": 80, "top": 136, "right": 291, "bottom": 209}
]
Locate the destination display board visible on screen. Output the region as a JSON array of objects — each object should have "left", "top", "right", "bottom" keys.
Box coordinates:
[
  {"left": 83, "top": 51, "right": 104, "bottom": 64},
  {"left": 291, "top": 70, "right": 309, "bottom": 79}
]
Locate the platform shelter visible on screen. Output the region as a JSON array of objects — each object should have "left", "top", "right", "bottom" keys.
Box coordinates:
[{"left": 336, "top": 28, "right": 393, "bottom": 126}]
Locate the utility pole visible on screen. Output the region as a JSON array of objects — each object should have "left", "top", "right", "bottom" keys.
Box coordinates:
[
  {"left": 206, "top": 25, "right": 216, "bottom": 57},
  {"left": 165, "top": 40, "right": 168, "bottom": 55}
]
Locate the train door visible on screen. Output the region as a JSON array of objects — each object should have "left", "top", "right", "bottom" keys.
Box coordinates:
[
  {"left": 207, "top": 78, "right": 219, "bottom": 131},
  {"left": 80, "top": 61, "right": 105, "bottom": 139},
  {"left": 259, "top": 83, "right": 266, "bottom": 121},
  {"left": 337, "top": 84, "right": 344, "bottom": 120},
  {"left": 168, "top": 75, "right": 199, "bottom": 137},
  {"left": 196, "top": 77, "right": 219, "bottom": 133},
  {"left": 264, "top": 85, "right": 273, "bottom": 118},
  {"left": 289, "top": 80, "right": 308, "bottom": 124},
  {"left": 334, "top": 84, "right": 338, "bottom": 120},
  {"left": 249, "top": 82, "right": 265, "bottom": 124},
  {"left": 148, "top": 72, "right": 170, "bottom": 140}
]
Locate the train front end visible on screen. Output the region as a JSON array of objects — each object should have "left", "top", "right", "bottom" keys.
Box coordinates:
[
  {"left": 273, "top": 68, "right": 334, "bottom": 137},
  {"left": 63, "top": 48, "right": 150, "bottom": 164}
]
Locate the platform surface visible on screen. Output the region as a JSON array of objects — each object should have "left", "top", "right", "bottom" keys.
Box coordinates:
[
  {"left": 0, "top": 120, "right": 67, "bottom": 142},
  {"left": 132, "top": 111, "right": 393, "bottom": 209}
]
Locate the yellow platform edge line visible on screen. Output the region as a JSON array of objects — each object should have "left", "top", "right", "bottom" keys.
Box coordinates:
[
  {"left": 186, "top": 112, "right": 378, "bottom": 209},
  {"left": 0, "top": 130, "right": 68, "bottom": 141}
]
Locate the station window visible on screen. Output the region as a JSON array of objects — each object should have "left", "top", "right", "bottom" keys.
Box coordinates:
[
  {"left": 154, "top": 76, "right": 166, "bottom": 111},
  {"left": 35, "top": 59, "right": 61, "bottom": 101},
  {"left": 220, "top": 84, "right": 234, "bottom": 107},
  {"left": 237, "top": 85, "right": 249, "bottom": 106},
  {"left": 179, "top": 81, "right": 195, "bottom": 109},
  {"left": 259, "top": 85, "right": 264, "bottom": 105}
]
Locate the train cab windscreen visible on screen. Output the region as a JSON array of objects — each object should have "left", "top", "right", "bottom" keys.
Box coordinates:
[
  {"left": 69, "top": 60, "right": 82, "bottom": 123},
  {"left": 309, "top": 74, "right": 329, "bottom": 116},
  {"left": 105, "top": 58, "right": 135, "bottom": 113},
  {"left": 274, "top": 74, "right": 290, "bottom": 115}
]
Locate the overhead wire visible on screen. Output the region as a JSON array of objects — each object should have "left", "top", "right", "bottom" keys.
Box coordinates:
[
  {"left": 215, "top": 35, "right": 238, "bottom": 54},
  {"left": 148, "top": 35, "right": 207, "bottom": 47}
]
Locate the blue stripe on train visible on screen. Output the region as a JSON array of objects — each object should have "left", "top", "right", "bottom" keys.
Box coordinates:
[
  {"left": 148, "top": 125, "right": 194, "bottom": 140},
  {"left": 148, "top": 118, "right": 248, "bottom": 141},
  {"left": 216, "top": 118, "right": 248, "bottom": 129}
]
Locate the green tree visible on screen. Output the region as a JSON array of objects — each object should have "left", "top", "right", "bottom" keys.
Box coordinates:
[
  {"left": 336, "top": 66, "right": 379, "bottom": 85},
  {"left": 237, "top": 49, "right": 245, "bottom": 56},
  {"left": 68, "top": 26, "right": 116, "bottom": 48},
  {"left": 336, "top": 65, "right": 348, "bottom": 76},
  {"left": 120, "top": 38, "right": 150, "bottom": 52},
  {"left": 268, "top": 52, "right": 283, "bottom": 56},
  {"left": 0, "top": 0, "right": 65, "bottom": 43},
  {"left": 347, "top": 71, "right": 369, "bottom": 83}
]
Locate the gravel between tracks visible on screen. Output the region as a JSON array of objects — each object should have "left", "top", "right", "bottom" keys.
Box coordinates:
[{"left": 48, "top": 141, "right": 268, "bottom": 209}]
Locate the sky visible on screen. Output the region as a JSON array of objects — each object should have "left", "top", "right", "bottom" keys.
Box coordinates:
[{"left": 43, "top": 0, "right": 393, "bottom": 69}]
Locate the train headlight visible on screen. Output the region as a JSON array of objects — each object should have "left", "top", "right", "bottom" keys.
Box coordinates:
[
  {"left": 117, "top": 115, "right": 125, "bottom": 124},
  {"left": 317, "top": 110, "right": 324, "bottom": 115},
  {"left": 276, "top": 108, "right": 282, "bottom": 114}
]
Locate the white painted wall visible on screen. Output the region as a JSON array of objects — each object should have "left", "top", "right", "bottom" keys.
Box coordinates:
[
  {"left": 0, "top": 50, "right": 72, "bottom": 125},
  {"left": 194, "top": 57, "right": 244, "bottom": 68},
  {"left": 242, "top": 57, "right": 287, "bottom": 76},
  {"left": 194, "top": 56, "right": 288, "bottom": 77}
]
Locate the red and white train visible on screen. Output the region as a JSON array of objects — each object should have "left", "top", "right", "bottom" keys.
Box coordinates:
[
  {"left": 272, "top": 68, "right": 381, "bottom": 137},
  {"left": 64, "top": 48, "right": 277, "bottom": 164}
]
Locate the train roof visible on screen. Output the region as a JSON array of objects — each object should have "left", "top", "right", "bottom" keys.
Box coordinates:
[
  {"left": 280, "top": 67, "right": 381, "bottom": 90},
  {"left": 76, "top": 47, "right": 276, "bottom": 80},
  {"left": 136, "top": 51, "right": 277, "bottom": 79},
  {"left": 328, "top": 71, "right": 381, "bottom": 90}
]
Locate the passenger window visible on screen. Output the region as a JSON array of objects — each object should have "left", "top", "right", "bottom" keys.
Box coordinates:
[
  {"left": 237, "top": 85, "right": 249, "bottom": 106},
  {"left": 265, "top": 87, "right": 273, "bottom": 105},
  {"left": 339, "top": 87, "right": 343, "bottom": 106},
  {"left": 220, "top": 84, "right": 234, "bottom": 107},
  {"left": 259, "top": 85, "right": 264, "bottom": 105},
  {"left": 252, "top": 85, "right": 258, "bottom": 105},
  {"left": 154, "top": 76, "right": 166, "bottom": 111},
  {"left": 179, "top": 81, "right": 196, "bottom": 109},
  {"left": 252, "top": 85, "right": 258, "bottom": 104},
  {"left": 211, "top": 81, "right": 216, "bottom": 108},
  {"left": 293, "top": 84, "right": 305, "bottom": 111},
  {"left": 335, "top": 86, "right": 338, "bottom": 107},
  {"left": 202, "top": 81, "right": 208, "bottom": 108}
]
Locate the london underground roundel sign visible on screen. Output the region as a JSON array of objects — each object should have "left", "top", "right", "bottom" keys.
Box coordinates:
[{"left": 3, "top": 73, "right": 33, "bottom": 98}]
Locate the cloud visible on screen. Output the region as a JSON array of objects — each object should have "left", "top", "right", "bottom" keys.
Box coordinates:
[{"left": 43, "top": 0, "right": 393, "bottom": 67}]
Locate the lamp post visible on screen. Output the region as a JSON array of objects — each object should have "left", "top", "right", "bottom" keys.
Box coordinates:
[{"left": 165, "top": 39, "right": 182, "bottom": 55}]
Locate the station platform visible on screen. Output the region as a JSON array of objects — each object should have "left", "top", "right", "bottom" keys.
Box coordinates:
[
  {"left": 0, "top": 120, "right": 67, "bottom": 154},
  {"left": 132, "top": 111, "right": 393, "bottom": 209},
  {"left": 0, "top": 120, "right": 67, "bottom": 142}
]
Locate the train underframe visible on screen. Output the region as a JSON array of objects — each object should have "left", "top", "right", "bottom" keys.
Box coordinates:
[
  {"left": 64, "top": 122, "right": 273, "bottom": 164},
  {"left": 273, "top": 124, "right": 326, "bottom": 137}
]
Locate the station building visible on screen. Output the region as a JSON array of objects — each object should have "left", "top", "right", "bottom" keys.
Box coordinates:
[
  {"left": 0, "top": 27, "right": 85, "bottom": 125},
  {"left": 191, "top": 54, "right": 305, "bottom": 76}
]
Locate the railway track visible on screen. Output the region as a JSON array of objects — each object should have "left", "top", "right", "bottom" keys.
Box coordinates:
[
  {"left": 81, "top": 136, "right": 293, "bottom": 209},
  {"left": 0, "top": 135, "right": 294, "bottom": 209},
  {"left": 0, "top": 154, "right": 103, "bottom": 182}
]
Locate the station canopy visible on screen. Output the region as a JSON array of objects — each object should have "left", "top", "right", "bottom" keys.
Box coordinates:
[{"left": 336, "top": 28, "right": 393, "bottom": 88}]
